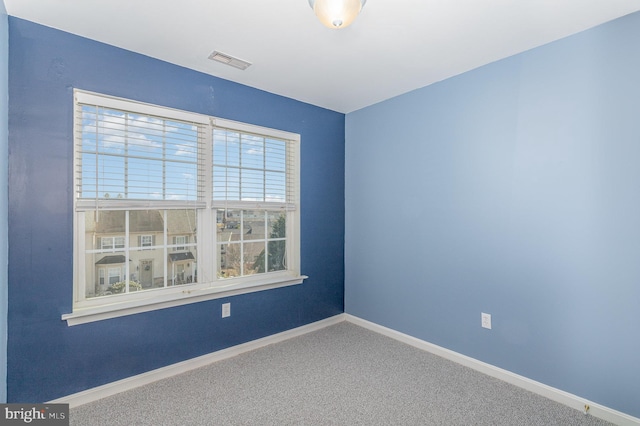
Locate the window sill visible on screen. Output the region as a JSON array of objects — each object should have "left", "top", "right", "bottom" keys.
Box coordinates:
[{"left": 62, "top": 275, "right": 307, "bottom": 326}]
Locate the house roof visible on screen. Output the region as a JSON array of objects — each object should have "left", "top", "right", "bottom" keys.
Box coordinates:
[
  {"left": 89, "top": 210, "right": 164, "bottom": 234},
  {"left": 85, "top": 210, "right": 196, "bottom": 235},
  {"left": 166, "top": 210, "right": 196, "bottom": 235},
  {"left": 168, "top": 252, "right": 195, "bottom": 263},
  {"left": 95, "top": 255, "right": 126, "bottom": 265}
]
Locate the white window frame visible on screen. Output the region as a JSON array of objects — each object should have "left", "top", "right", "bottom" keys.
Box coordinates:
[
  {"left": 107, "top": 267, "right": 122, "bottom": 285},
  {"left": 64, "top": 90, "right": 306, "bottom": 326},
  {"left": 140, "top": 235, "right": 153, "bottom": 249},
  {"left": 173, "top": 235, "right": 187, "bottom": 252},
  {"left": 101, "top": 236, "right": 125, "bottom": 250}
]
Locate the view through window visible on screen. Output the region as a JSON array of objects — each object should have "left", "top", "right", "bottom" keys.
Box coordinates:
[{"left": 72, "top": 90, "right": 302, "bottom": 316}]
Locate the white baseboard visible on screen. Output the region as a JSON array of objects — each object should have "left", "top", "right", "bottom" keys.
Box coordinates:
[
  {"left": 344, "top": 314, "right": 640, "bottom": 426},
  {"left": 49, "top": 312, "right": 639, "bottom": 426},
  {"left": 48, "top": 314, "right": 346, "bottom": 408}
]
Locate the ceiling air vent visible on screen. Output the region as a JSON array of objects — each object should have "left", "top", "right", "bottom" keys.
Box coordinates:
[{"left": 208, "top": 51, "right": 252, "bottom": 70}]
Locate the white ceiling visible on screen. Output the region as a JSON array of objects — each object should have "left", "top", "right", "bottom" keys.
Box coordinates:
[{"left": 5, "top": 0, "right": 640, "bottom": 113}]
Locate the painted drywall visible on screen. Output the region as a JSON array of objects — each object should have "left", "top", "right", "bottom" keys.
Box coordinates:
[
  {"left": 346, "top": 12, "right": 640, "bottom": 418},
  {"left": 7, "top": 17, "right": 345, "bottom": 402},
  {"left": 0, "top": 0, "right": 8, "bottom": 403}
]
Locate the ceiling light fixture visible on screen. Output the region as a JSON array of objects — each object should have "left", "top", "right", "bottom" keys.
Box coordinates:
[{"left": 308, "top": 0, "right": 367, "bottom": 29}]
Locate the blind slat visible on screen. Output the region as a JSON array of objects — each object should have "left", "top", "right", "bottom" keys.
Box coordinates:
[
  {"left": 75, "top": 93, "right": 298, "bottom": 214},
  {"left": 76, "top": 104, "right": 205, "bottom": 203},
  {"left": 212, "top": 129, "right": 294, "bottom": 208}
]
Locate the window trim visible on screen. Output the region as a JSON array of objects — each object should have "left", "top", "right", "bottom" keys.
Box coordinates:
[
  {"left": 140, "top": 235, "right": 153, "bottom": 249},
  {"left": 65, "top": 90, "right": 306, "bottom": 326},
  {"left": 62, "top": 273, "right": 306, "bottom": 326},
  {"left": 100, "top": 236, "right": 125, "bottom": 250},
  {"left": 173, "top": 235, "right": 188, "bottom": 252}
]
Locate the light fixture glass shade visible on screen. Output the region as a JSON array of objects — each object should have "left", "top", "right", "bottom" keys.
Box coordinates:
[{"left": 308, "top": 0, "right": 367, "bottom": 29}]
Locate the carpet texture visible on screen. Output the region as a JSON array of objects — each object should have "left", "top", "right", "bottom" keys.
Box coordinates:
[{"left": 70, "top": 322, "right": 613, "bottom": 425}]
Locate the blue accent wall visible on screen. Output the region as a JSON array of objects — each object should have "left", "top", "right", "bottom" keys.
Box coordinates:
[
  {"left": 7, "top": 17, "right": 345, "bottom": 402},
  {"left": 0, "top": 0, "right": 8, "bottom": 403},
  {"left": 345, "top": 12, "right": 640, "bottom": 418}
]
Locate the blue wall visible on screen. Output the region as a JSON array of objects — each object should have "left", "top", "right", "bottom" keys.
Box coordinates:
[
  {"left": 7, "top": 18, "right": 345, "bottom": 402},
  {"left": 0, "top": 0, "right": 8, "bottom": 403},
  {"left": 346, "top": 12, "right": 640, "bottom": 418}
]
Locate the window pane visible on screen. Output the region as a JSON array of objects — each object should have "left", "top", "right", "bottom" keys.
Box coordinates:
[
  {"left": 130, "top": 251, "right": 164, "bottom": 289},
  {"left": 127, "top": 158, "right": 163, "bottom": 199},
  {"left": 267, "top": 212, "right": 286, "bottom": 239},
  {"left": 241, "top": 135, "right": 264, "bottom": 169},
  {"left": 216, "top": 209, "right": 225, "bottom": 233},
  {"left": 213, "top": 130, "right": 240, "bottom": 167},
  {"left": 130, "top": 210, "right": 163, "bottom": 234},
  {"left": 114, "top": 237, "right": 125, "bottom": 249},
  {"left": 79, "top": 105, "right": 200, "bottom": 201},
  {"left": 86, "top": 210, "right": 125, "bottom": 236},
  {"left": 96, "top": 110, "right": 126, "bottom": 154},
  {"left": 241, "top": 169, "right": 264, "bottom": 201},
  {"left": 167, "top": 210, "right": 197, "bottom": 242},
  {"left": 243, "top": 241, "right": 265, "bottom": 276},
  {"left": 83, "top": 209, "right": 197, "bottom": 299},
  {"left": 168, "top": 247, "right": 197, "bottom": 286},
  {"left": 100, "top": 237, "right": 113, "bottom": 250},
  {"left": 218, "top": 242, "right": 240, "bottom": 278},
  {"left": 216, "top": 209, "right": 241, "bottom": 243},
  {"left": 243, "top": 210, "right": 265, "bottom": 241},
  {"left": 213, "top": 166, "right": 240, "bottom": 201},
  {"left": 213, "top": 130, "right": 290, "bottom": 205},
  {"left": 265, "top": 138, "right": 286, "bottom": 172},
  {"left": 108, "top": 267, "right": 121, "bottom": 285},
  {"left": 216, "top": 210, "right": 287, "bottom": 278},
  {"left": 165, "top": 161, "right": 198, "bottom": 201},
  {"left": 81, "top": 154, "right": 126, "bottom": 199},
  {"left": 268, "top": 240, "right": 286, "bottom": 272},
  {"left": 85, "top": 251, "right": 127, "bottom": 298},
  {"left": 265, "top": 171, "right": 286, "bottom": 203},
  {"left": 127, "top": 211, "right": 163, "bottom": 289},
  {"left": 126, "top": 113, "right": 164, "bottom": 159},
  {"left": 79, "top": 153, "right": 97, "bottom": 198}
]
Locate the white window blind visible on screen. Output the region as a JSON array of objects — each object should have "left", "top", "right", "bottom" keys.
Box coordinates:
[
  {"left": 75, "top": 99, "right": 206, "bottom": 210},
  {"left": 212, "top": 128, "right": 296, "bottom": 211}
]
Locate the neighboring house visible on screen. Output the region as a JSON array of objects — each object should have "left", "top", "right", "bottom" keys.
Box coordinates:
[{"left": 85, "top": 209, "right": 197, "bottom": 296}]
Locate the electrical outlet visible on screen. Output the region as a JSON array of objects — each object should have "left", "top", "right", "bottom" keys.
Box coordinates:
[
  {"left": 222, "top": 303, "right": 231, "bottom": 318},
  {"left": 481, "top": 312, "right": 491, "bottom": 329}
]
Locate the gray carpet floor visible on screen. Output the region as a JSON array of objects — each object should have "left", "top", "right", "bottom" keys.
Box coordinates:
[{"left": 70, "top": 321, "right": 613, "bottom": 425}]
